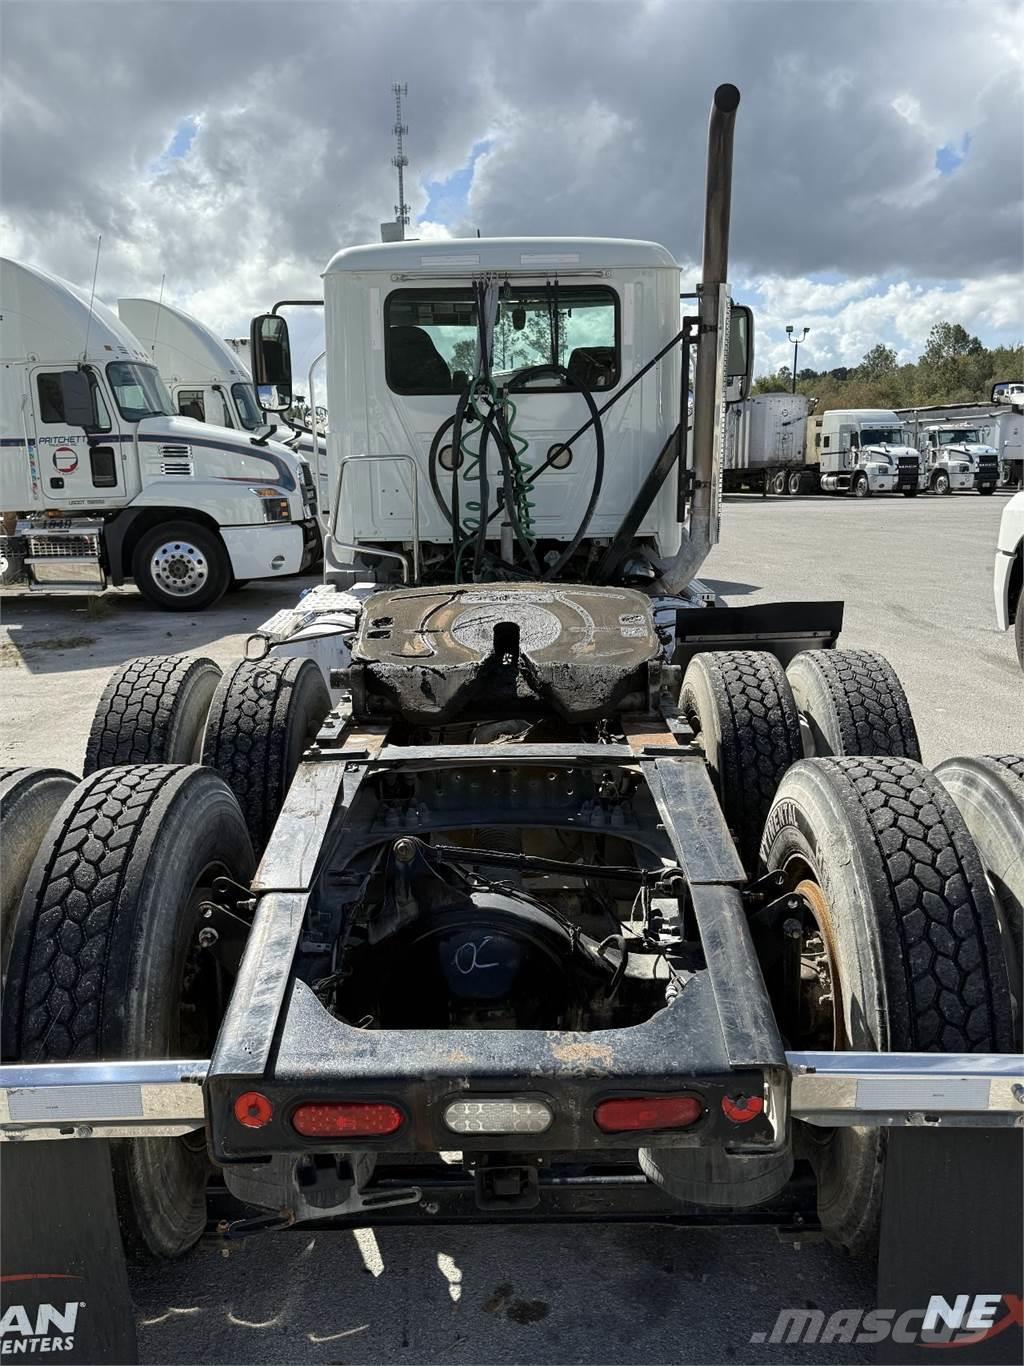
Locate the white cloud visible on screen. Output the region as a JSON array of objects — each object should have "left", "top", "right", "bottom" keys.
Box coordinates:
[{"left": 746, "top": 272, "right": 1022, "bottom": 373}]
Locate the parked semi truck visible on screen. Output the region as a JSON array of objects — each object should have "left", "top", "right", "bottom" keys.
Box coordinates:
[
  {"left": 118, "top": 296, "right": 265, "bottom": 433},
  {"left": 914, "top": 421, "right": 999, "bottom": 494},
  {"left": 0, "top": 259, "right": 320, "bottom": 608},
  {"left": 1, "top": 90, "right": 1019, "bottom": 1332},
  {"left": 802, "top": 408, "right": 921, "bottom": 497},
  {"left": 899, "top": 400, "right": 1023, "bottom": 489},
  {"left": 722, "top": 392, "right": 811, "bottom": 494},
  {"left": 120, "top": 295, "right": 328, "bottom": 510}
]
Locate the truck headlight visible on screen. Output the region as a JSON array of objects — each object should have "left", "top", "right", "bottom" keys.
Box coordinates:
[{"left": 251, "top": 487, "right": 291, "bottom": 523}]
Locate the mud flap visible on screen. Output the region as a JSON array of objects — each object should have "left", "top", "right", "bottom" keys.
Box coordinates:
[
  {"left": 876, "top": 1128, "right": 1023, "bottom": 1364},
  {"left": 0, "top": 1140, "right": 137, "bottom": 1364}
]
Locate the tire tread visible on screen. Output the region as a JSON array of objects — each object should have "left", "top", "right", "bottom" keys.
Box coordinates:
[
  {"left": 823, "top": 755, "right": 1011, "bottom": 1052},
  {"left": 790, "top": 648, "right": 921, "bottom": 760},
  {"left": 84, "top": 655, "right": 220, "bottom": 773},
  {"left": 4, "top": 766, "right": 172, "bottom": 1060}
]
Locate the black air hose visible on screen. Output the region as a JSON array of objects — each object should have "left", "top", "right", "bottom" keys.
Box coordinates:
[{"left": 508, "top": 365, "right": 605, "bottom": 580}]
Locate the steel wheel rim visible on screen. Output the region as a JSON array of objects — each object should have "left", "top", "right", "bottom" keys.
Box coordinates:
[
  {"left": 794, "top": 876, "right": 845, "bottom": 1051},
  {"left": 150, "top": 539, "right": 209, "bottom": 597}
]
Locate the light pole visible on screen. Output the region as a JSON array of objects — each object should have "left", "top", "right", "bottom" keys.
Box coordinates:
[{"left": 785, "top": 325, "right": 809, "bottom": 393}]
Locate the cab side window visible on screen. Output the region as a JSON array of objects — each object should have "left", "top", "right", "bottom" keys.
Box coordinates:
[
  {"left": 36, "top": 371, "right": 111, "bottom": 430},
  {"left": 177, "top": 389, "right": 207, "bottom": 422}
]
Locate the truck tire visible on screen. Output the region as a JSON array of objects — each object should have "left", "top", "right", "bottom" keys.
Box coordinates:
[
  {"left": 900, "top": 487, "right": 918, "bottom": 498},
  {"left": 785, "top": 648, "right": 921, "bottom": 761},
  {"left": 978, "top": 485, "right": 995, "bottom": 496},
  {"left": 932, "top": 471, "right": 950, "bottom": 494},
  {"left": 202, "top": 657, "right": 331, "bottom": 853},
  {"left": 0, "top": 767, "right": 76, "bottom": 978},
  {"left": 787, "top": 469, "right": 803, "bottom": 496},
  {"left": 934, "top": 754, "right": 1024, "bottom": 1048},
  {"left": 770, "top": 470, "right": 787, "bottom": 495},
  {"left": 679, "top": 651, "right": 802, "bottom": 871},
  {"left": 853, "top": 474, "right": 870, "bottom": 497},
  {"left": 84, "top": 655, "right": 222, "bottom": 775},
  {"left": 760, "top": 757, "right": 1013, "bottom": 1253},
  {"left": 2, "top": 765, "right": 254, "bottom": 1262},
  {"left": 132, "top": 521, "right": 231, "bottom": 612}
]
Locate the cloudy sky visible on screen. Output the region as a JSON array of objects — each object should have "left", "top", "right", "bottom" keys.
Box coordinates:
[{"left": 2, "top": 0, "right": 1022, "bottom": 383}]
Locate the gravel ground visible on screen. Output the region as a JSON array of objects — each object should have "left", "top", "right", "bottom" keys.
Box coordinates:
[{"left": 1, "top": 490, "right": 1020, "bottom": 1364}]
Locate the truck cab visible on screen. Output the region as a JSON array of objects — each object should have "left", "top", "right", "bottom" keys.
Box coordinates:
[
  {"left": 119, "top": 296, "right": 322, "bottom": 510},
  {"left": 250, "top": 237, "right": 751, "bottom": 589},
  {"left": 918, "top": 423, "right": 998, "bottom": 495},
  {"left": 0, "top": 258, "right": 320, "bottom": 608},
  {"left": 816, "top": 408, "right": 920, "bottom": 497}
]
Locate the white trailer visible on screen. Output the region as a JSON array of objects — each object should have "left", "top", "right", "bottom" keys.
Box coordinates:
[
  {"left": 812, "top": 407, "right": 922, "bottom": 497},
  {"left": 722, "top": 392, "right": 811, "bottom": 494},
  {"left": 0, "top": 259, "right": 320, "bottom": 609}
]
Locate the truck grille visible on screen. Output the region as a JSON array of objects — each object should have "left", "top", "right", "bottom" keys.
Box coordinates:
[{"left": 896, "top": 455, "right": 918, "bottom": 489}]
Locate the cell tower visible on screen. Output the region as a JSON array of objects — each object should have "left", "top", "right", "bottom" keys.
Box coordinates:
[{"left": 391, "top": 82, "right": 410, "bottom": 235}]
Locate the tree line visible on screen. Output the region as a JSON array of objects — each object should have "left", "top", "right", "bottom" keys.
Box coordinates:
[{"left": 753, "top": 322, "right": 1023, "bottom": 410}]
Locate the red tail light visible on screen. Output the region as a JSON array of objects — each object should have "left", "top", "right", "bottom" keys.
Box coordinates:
[
  {"left": 291, "top": 1101, "right": 404, "bottom": 1138},
  {"left": 234, "top": 1092, "right": 274, "bottom": 1129},
  {"left": 721, "top": 1093, "right": 764, "bottom": 1123},
  {"left": 594, "top": 1095, "right": 703, "bottom": 1134}
]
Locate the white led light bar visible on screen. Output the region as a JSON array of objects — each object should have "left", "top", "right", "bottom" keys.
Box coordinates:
[{"left": 442, "top": 1098, "right": 554, "bottom": 1136}]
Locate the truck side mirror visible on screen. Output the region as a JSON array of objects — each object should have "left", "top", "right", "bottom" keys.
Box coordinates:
[
  {"left": 250, "top": 313, "right": 293, "bottom": 413},
  {"left": 726, "top": 304, "right": 753, "bottom": 403},
  {"left": 60, "top": 370, "right": 98, "bottom": 429}
]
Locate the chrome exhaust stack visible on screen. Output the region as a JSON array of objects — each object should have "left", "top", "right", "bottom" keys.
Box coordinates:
[{"left": 661, "top": 82, "right": 740, "bottom": 592}]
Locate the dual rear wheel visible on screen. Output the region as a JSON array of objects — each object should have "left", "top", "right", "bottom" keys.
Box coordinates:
[
  {"left": 680, "top": 647, "right": 1016, "bottom": 1251},
  {"left": 1, "top": 651, "right": 331, "bottom": 1261}
]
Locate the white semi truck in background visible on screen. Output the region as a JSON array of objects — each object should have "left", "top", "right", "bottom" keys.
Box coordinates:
[
  {"left": 899, "top": 399, "right": 1023, "bottom": 490},
  {"left": 0, "top": 259, "right": 320, "bottom": 609},
  {"left": 803, "top": 408, "right": 921, "bottom": 497},
  {"left": 118, "top": 296, "right": 267, "bottom": 434},
  {"left": 914, "top": 421, "right": 999, "bottom": 495},
  {"left": 121, "top": 295, "right": 329, "bottom": 509}
]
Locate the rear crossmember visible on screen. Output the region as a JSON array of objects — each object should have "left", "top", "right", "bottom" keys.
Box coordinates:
[{"left": 1, "top": 1051, "right": 1020, "bottom": 1145}]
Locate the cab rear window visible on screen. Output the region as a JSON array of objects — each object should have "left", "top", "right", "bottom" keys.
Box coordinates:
[{"left": 384, "top": 286, "right": 619, "bottom": 395}]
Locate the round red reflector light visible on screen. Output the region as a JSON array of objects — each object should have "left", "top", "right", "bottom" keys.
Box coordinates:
[
  {"left": 291, "top": 1102, "right": 404, "bottom": 1138},
  {"left": 721, "top": 1093, "right": 764, "bottom": 1123},
  {"left": 594, "top": 1095, "right": 703, "bottom": 1134},
  {"left": 233, "top": 1091, "right": 273, "bottom": 1129}
]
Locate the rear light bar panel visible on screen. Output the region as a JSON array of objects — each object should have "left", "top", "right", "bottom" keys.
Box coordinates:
[{"left": 1, "top": 1053, "right": 1020, "bottom": 1144}]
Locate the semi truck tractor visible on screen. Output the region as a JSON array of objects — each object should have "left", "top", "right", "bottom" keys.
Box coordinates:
[
  {"left": 900, "top": 400, "right": 1023, "bottom": 490},
  {"left": 916, "top": 421, "right": 999, "bottom": 494},
  {"left": 1, "top": 89, "right": 1019, "bottom": 1338},
  {"left": 809, "top": 408, "right": 922, "bottom": 497},
  {"left": 117, "top": 296, "right": 266, "bottom": 434},
  {"left": 121, "top": 296, "right": 329, "bottom": 507},
  {"left": 0, "top": 259, "right": 320, "bottom": 608}
]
